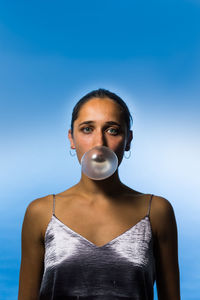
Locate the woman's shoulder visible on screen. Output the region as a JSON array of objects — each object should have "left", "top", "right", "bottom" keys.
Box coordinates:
[
  {"left": 24, "top": 187, "right": 76, "bottom": 228},
  {"left": 150, "top": 194, "right": 177, "bottom": 237},
  {"left": 23, "top": 194, "right": 54, "bottom": 235},
  {"left": 25, "top": 194, "right": 53, "bottom": 217},
  {"left": 151, "top": 194, "right": 174, "bottom": 217},
  {"left": 122, "top": 187, "right": 173, "bottom": 213},
  {"left": 25, "top": 185, "right": 76, "bottom": 215},
  {"left": 20, "top": 194, "right": 53, "bottom": 245}
]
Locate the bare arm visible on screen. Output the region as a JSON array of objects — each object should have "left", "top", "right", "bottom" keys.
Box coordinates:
[
  {"left": 18, "top": 200, "right": 45, "bottom": 300},
  {"left": 153, "top": 197, "right": 181, "bottom": 300}
]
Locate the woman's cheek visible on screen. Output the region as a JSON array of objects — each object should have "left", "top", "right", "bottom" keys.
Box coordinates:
[
  {"left": 75, "top": 138, "right": 93, "bottom": 161},
  {"left": 114, "top": 142, "right": 127, "bottom": 163}
]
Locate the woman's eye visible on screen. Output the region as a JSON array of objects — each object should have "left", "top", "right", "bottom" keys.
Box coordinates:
[
  {"left": 82, "top": 127, "right": 92, "bottom": 133},
  {"left": 108, "top": 128, "right": 119, "bottom": 135},
  {"left": 81, "top": 127, "right": 119, "bottom": 135}
]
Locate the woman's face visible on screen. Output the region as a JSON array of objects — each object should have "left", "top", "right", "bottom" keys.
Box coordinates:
[{"left": 68, "top": 97, "right": 133, "bottom": 166}]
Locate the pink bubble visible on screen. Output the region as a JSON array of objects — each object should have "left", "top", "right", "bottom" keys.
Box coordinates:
[{"left": 81, "top": 146, "right": 118, "bottom": 180}]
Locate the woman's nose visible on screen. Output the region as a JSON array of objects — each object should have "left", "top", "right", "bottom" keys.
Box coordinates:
[{"left": 94, "top": 130, "right": 107, "bottom": 147}]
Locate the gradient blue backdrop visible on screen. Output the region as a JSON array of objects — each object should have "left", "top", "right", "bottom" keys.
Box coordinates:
[{"left": 0, "top": 1, "right": 200, "bottom": 299}]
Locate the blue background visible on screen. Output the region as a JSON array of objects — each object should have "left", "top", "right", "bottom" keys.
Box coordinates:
[{"left": 0, "top": 1, "right": 200, "bottom": 299}]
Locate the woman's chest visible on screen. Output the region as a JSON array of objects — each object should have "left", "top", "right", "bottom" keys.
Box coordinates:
[{"left": 48, "top": 198, "right": 149, "bottom": 248}]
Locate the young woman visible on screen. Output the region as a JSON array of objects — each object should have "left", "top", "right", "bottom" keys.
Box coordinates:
[{"left": 18, "top": 88, "right": 181, "bottom": 299}]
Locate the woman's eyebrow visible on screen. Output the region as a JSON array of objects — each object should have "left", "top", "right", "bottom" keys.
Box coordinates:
[
  {"left": 79, "top": 121, "right": 121, "bottom": 127},
  {"left": 106, "top": 121, "right": 121, "bottom": 126}
]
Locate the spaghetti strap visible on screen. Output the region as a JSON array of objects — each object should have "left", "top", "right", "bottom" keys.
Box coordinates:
[
  {"left": 52, "top": 194, "right": 56, "bottom": 216},
  {"left": 147, "top": 194, "right": 153, "bottom": 217}
]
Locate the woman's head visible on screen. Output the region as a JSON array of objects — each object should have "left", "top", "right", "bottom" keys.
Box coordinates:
[
  {"left": 70, "top": 89, "right": 133, "bottom": 137},
  {"left": 68, "top": 88, "right": 133, "bottom": 166}
]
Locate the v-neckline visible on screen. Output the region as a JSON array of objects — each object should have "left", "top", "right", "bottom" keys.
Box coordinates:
[{"left": 51, "top": 214, "right": 149, "bottom": 249}]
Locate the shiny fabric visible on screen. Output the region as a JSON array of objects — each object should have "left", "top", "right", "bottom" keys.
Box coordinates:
[{"left": 39, "top": 195, "right": 156, "bottom": 300}]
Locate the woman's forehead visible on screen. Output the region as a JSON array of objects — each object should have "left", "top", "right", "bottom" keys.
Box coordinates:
[{"left": 76, "top": 97, "right": 124, "bottom": 120}]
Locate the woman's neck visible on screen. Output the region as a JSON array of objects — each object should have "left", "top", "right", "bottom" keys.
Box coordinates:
[{"left": 77, "top": 170, "right": 126, "bottom": 199}]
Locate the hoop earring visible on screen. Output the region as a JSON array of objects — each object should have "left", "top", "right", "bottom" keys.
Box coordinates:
[
  {"left": 69, "top": 148, "right": 76, "bottom": 157},
  {"left": 124, "top": 149, "right": 131, "bottom": 159}
]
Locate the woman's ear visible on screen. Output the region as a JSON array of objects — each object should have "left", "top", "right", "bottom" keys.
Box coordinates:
[
  {"left": 125, "top": 130, "right": 133, "bottom": 151},
  {"left": 68, "top": 129, "right": 76, "bottom": 149}
]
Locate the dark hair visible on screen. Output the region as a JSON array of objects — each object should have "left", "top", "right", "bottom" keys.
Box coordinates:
[{"left": 70, "top": 88, "right": 133, "bottom": 137}]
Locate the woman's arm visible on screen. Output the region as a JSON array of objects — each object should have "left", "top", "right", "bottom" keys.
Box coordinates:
[
  {"left": 18, "top": 200, "right": 45, "bottom": 300},
  {"left": 153, "top": 197, "right": 181, "bottom": 300}
]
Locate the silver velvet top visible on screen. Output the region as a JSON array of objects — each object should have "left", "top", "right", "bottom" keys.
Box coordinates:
[{"left": 39, "top": 194, "right": 156, "bottom": 300}]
